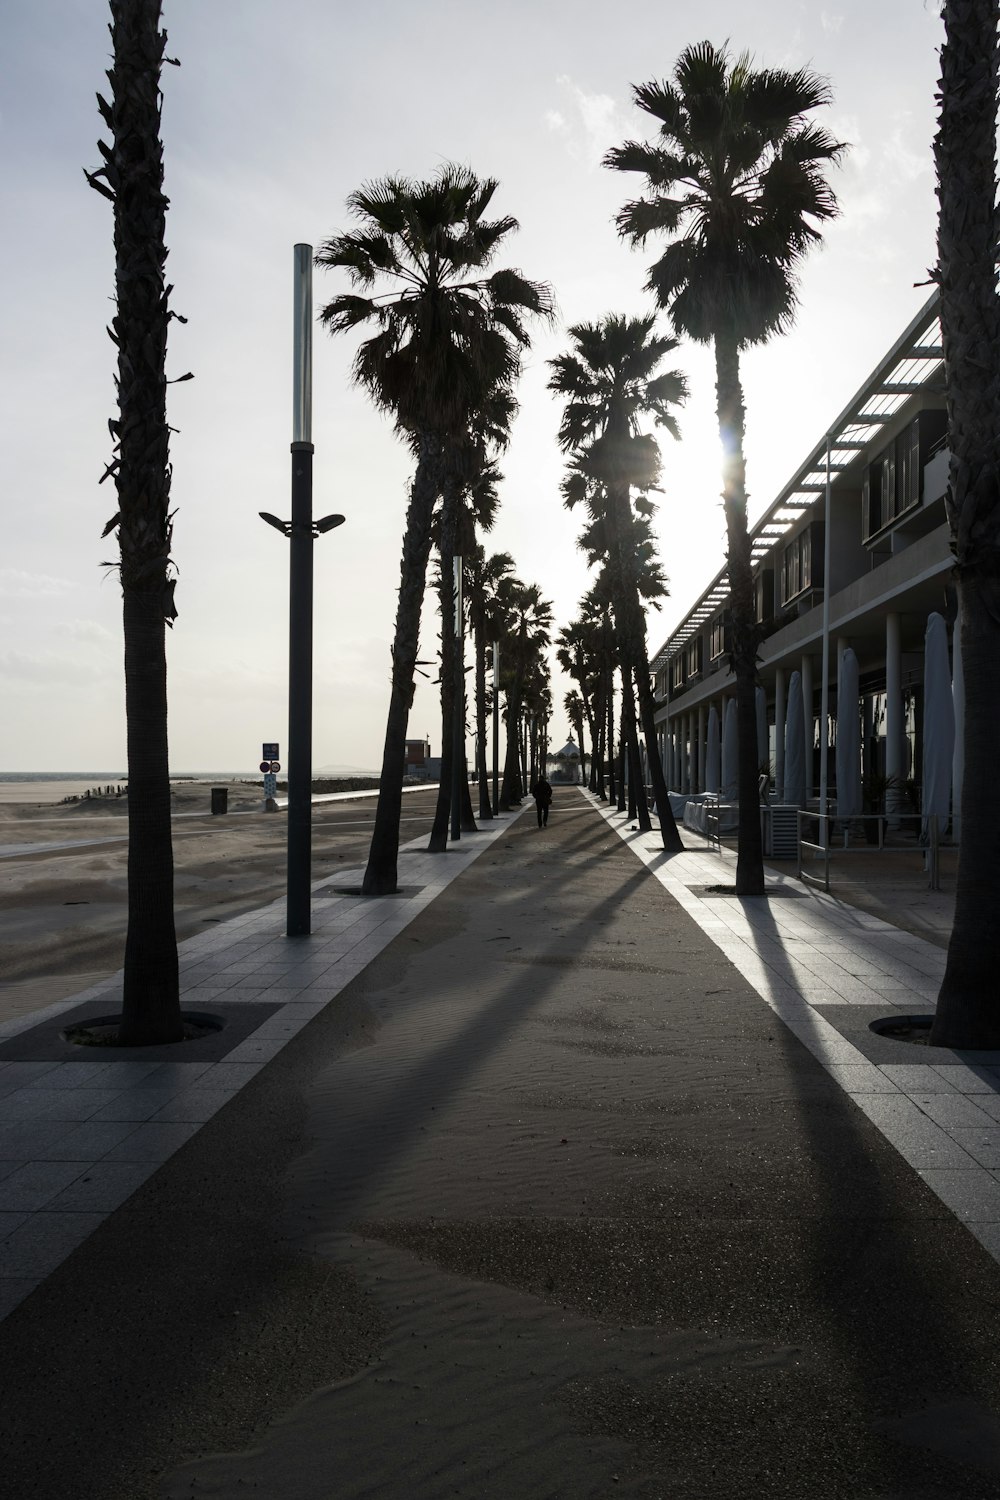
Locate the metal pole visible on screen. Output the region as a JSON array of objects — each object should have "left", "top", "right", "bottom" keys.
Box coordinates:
[
  {"left": 492, "top": 640, "right": 500, "bottom": 812},
  {"left": 818, "top": 431, "right": 832, "bottom": 835},
  {"left": 450, "top": 555, "right": 463, "bottom": 841},
  {"left": 287, "top": 243, "right": 314, "bottom": 937}
]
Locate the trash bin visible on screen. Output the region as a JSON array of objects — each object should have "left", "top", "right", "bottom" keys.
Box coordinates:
[{"left": 211, "top": 787, "right": 228, "bottom": 815}]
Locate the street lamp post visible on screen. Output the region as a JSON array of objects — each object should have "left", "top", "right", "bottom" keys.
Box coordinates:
[
  {"left": 450, "top": 555, "right": 463, "bottom": 841},
  {"left": 492, "top": 639, "right": 500, "bottom": 814},
  {"left": 260, "top": 244, "right": 344, "bottom": 939}
]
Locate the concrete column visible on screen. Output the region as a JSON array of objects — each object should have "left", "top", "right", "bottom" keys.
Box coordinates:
[
  {"left": 697, "top": 704, "right": 707, "bottom": 794},
  {"left": 801, "top": 654, "right": 814, "bottom": 801},
  {"left": 774, "top": 667, "right": 786, "bottom": 802},
  {"left": 683, "top": 713, "right": 692, "bottom": 793},
  {"left": 885, "top": 612, "right": 903, "bottom": 790}
]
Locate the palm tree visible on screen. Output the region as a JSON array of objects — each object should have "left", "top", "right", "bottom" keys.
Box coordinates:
[
  {"left": 86, "top": 0, "right": 182, "bottom": 1045},
  {"left": 930, "top": 3, "right": 1000, "bottom": 1048},
  {"left": 557, "top": 618, "right": 602, "bottom": 790},
  {"left": 564, "top": 690, "right": 586, "bottom": 779},
  {"left": 606, "top": 43, "right": 844, "bottom": 893},
  {"left": 496, "top": 580, "right": 553, "bottom": 808},
  {"left": 469, "top": 547, "right": 516, "bottom": 817},
  {"left": 317, "top": 165, "right": 552, "bottom": 893},
  {"left": 427, "top": 411, "right": 510, "bottom": 851},
  {"left": 549, "top": 314, "right": 687, "bottom": 851}
]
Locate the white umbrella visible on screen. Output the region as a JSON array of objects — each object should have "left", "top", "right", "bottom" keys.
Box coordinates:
[
  {"left": 835, "top": 647, "right": 862, "bottom": 818},
  {"left": 923, "top": 611, "right": 955, "bottom": 832},
  {"left": 705, "top": 704, "right": 721, "bottom": 794},
  {"left": 756, "top": 686, "right": 769, "bottom": 771},
  {"left": 721, "top": 698, "right": 739, "bottom": 802},
  {"left": 784, "top": 671, "right": 806, "bottom": 808}
]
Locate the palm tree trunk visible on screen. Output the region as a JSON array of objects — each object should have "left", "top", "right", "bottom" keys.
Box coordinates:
[
  {"left": 715, "top": 331, "right": 765, "bottom": 895},
  {"left": 119, "top": 590, "right": 180, "bottom": 1043},
  {"left": 607, "top": 483, "right": 684, "bottom": 851},
  {"left": 619, "top": 659, "right": 650, "bottom": 829},
  {"left": 931, "top": 0, "right": 1000, "bottom": 1047},
  {"left": 363, "top": 447, "right": 440, "bottom": 894},
  {"left": 94, "top": 0, "right": 182, "bottom": 1045},
  {"left": 606, "top": 667, "right": 617, "bottom": 804},
  {"left": 474, "top": 605, "right": 493, "bottom": 818},
  {"left": 428, "top": 555, "right": 455, "bottom": 852}
]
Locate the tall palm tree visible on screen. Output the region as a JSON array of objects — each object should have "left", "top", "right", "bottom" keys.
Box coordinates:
[
  {"left": 557, "top": 617, "right": 602, "bottom": 791},
  {"left": 427, "top": 411, "right": 509, "bottom": 851},
  {"left": 496, "top": 580, "right": 553, "bottom": 808},
  {"left": 931, "top": 2, "right": 1000, "bottom": 1048},
  {"left": 606, "top": 43, "right": 844, "bottom": 892},
  {"left": 549, "top": 314, "right": 687, "bottom": 851},
  {"left": 564, "top": 690, "right": 586, "bottom": 779},
  {"left": 469, "top": 546, "right": 516, "bottom": 817},
  {"left": 86, "top": 0, "right": 182, "bottom": 1045},
  {"left": 317, "top": 165, "right": 551, "bottom": 893}
]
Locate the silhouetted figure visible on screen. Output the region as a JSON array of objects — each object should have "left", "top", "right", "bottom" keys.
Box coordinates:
[{"left": 531, "top": 775, "right": 553, "bottom": 828}]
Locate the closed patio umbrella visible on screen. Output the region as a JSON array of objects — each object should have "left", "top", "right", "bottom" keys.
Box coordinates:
[
  {"left": 784, "top": 671, "right": 805, "bottom": 808},
  {"left": 721, "top": 698, "right": 739, "bottom": 802},
  {"left": 923, "top": 611, "right": 955, "bottom": 833},
  {"left": 756, "top": 686, "right": 769, "bottom": 771},
  {"left": 835, "top": 647, "right": 862, "bottom": 818},
  {"left": 705, "top": 704, "right": 720, "bottom": 794}
]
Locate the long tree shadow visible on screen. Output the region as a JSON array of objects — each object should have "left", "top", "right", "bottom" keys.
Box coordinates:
[{"left": 731, "top": 890, "right": 1000, "bottom": 1484}]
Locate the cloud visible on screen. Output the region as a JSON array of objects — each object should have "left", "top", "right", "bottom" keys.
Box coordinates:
[
  {"left": 0, "top": 567, "right": 76, "bottom": 599},
  {"left": 544, "top": 76, "right": 624, "bottom": 169}
]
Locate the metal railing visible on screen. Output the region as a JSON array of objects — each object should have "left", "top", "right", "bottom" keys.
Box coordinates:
[{"left": 796, "top": 811, "right": 949, "bottom": 894}]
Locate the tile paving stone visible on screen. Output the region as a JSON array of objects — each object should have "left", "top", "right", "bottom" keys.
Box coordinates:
[
  {"left": 102, "top": 1121, "right": 200, "bottom": 1161},
  {"left": 27, "top": 1062, "right": 115, "bottom": 1090},
  {"left": 918, "top": 1167, "right": 1000, "bottom": 1222},
  {"left": 0, "top": 1211, "right": 30, "bottom": 1237},
  {"left": 823, "top": 1064, "right": 901, "bottom": 1093},
  {"left": 0, "top": 1091, "right": 60, "bottom": 1123},
  {"left": 962, "top": 1093, "right": 1000, "bottom": 1124},
  {"left": 29, "top": 1088, "right": 128, "bottom": 1122},
  {"left": 147, "top": 1090, "right": 234, "bottom": 1124},
  {"left": 45, "top": 1161, "right": 156, "bottom": 1212},
  {"left": 0, "top": 1211, "right": 107, "bottom": 1276},
  {"left": 0, "top": 1161, "right": 89, "bottom": 1212},
  {"left": 0, "top": 1120, "right": 89, "bottom": 1161},
  {"left": 931, "top": 1065, "right": 1000, "bottom": 1094},
  {"left": 0, "top": 1062, "right": 62, "bottom": 1086},
  {"left": 848, "top": 1094, "right": 979, "bottom": 1170},
  {"left": 36, "top": 1120, "right": 139, "bottom": 1161},
  {"left": 89, "top": 1090, "right": 182, "bottom": 1122},
  {"left": 879, "top": 1064, "right": 962, "bottom": 1092},
  {"left": 909, "top": 1092, "right": 998, "bottom": 1130},
  {"left": 220, "top": 1038, "right": 286, "bottom": 1065},
  {"left": 132, "top": 1061, "right": 215, "bottom": 1089},
  {"left": 946, "top": 1128, "right": 1000, "bottom": 1170}
]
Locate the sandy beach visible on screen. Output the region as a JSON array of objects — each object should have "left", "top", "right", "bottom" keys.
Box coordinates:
[{"left": 0, "top": 780, "right": 440, "bottom": 1024}]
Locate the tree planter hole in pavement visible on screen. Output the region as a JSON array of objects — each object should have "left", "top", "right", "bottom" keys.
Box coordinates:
[
  {"left": 693, "top": 884, "right": 807, "bottom": 898},
  {"left": 869, "top": 1014, "right": 933, "bottom": 1046},
  {"left": 317, "top": 886, "right": 417, "bottom": 899},
  {"left": 63, "top": 1011, "right": 226, "bottom": 1048}
]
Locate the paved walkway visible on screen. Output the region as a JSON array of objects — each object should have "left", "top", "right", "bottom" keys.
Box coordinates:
[{"left": 4, "top": 790, "right": 1000, "bottom": 1497}]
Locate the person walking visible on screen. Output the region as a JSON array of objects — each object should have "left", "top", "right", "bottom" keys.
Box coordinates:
[{"left": 531, "top": 774, "right": 553, "bottom": 828}]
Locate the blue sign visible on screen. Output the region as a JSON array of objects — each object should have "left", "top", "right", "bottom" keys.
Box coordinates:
[{"left": 262, "top": 742, "right": 279, "bottom": 761}]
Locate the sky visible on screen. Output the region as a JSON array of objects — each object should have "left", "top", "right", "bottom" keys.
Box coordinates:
[{"left": 1, "top": 0, "right": 946, "bottom": 773}]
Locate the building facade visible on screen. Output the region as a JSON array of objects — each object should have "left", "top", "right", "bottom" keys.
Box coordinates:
[{"left": 651, "top": 290, "right": 960, "bottom": 826}]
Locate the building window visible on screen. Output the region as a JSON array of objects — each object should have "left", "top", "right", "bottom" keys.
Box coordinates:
[
  {"left": 671, "top": 655, "right": 686, "bottom": 691},
  {"left": 685, "top": 637, "right": 702, "bottom": 680},
  {"left": 709, "top": 613, "right": 730, "bottom": 662},
  {"left": 780, "top": 526, "right": 821, "bottom": 606},
  {"left": 754, "top": 568, "right": 774, "bottom": 625}
]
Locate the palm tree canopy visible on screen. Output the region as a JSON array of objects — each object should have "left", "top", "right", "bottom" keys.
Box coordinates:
[
  {"left": 548, "top": 314, "right": 686, "bottom": 492},
  {"left": 317, "top": 163, "right": 553, "bottom": 441},
  {"left": 605, "top": 42, "right": 846, "bottom": 348}
]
